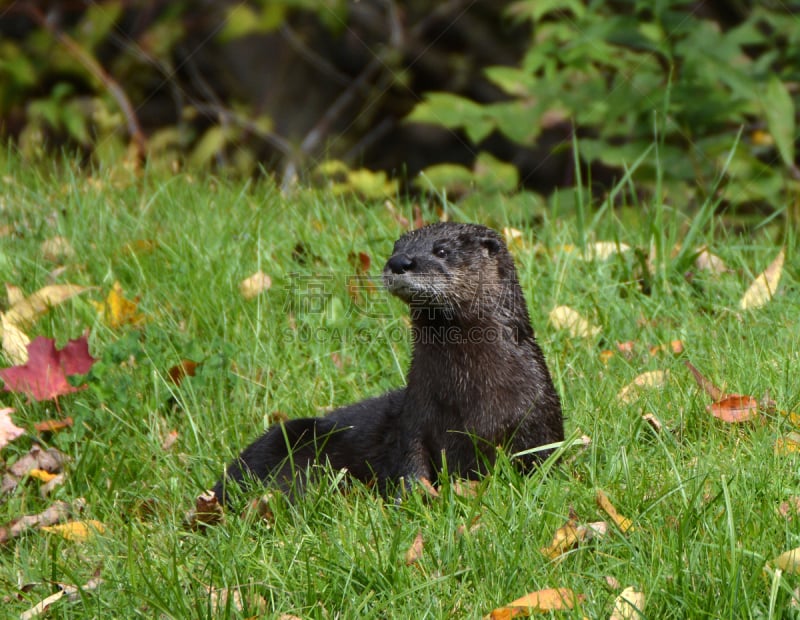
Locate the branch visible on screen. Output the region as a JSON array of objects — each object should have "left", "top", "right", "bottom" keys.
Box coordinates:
[{"left": 25, "top": 6, "right": 146, "bottom": 161}]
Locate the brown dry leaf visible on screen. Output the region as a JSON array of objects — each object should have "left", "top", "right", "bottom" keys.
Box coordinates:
[
  {"left": 486, "top": 588, "right": 583, "bottom": 618},
  {"left": 2, "top": 445, "right": 69, "bottom": 495},
  {"left": 188, "top": 490, "right": 225, "bottom": 529},
  {"left": 34, "top": 417, "right": 73, "bottom": 433},
  {"left": 92, "top": 282, "right": 144, "bottom": 328},
  {"left": 417, "top": 476, "right": 440, "bottom": 499},
  {"left": 617, "top": 370, "right": 668, "bottom": 404},
  {"left": 769, "top": 547, "right": 800, "bottom": 574},
  {"left": 549, "top": 305, "right": 601, "bottom": 339},
  {"left": 739, "top": 248, "right": 784, "bottom": 310},
  {"left": 41, "top": 519, "right": 105, "bottom": 542},
  {"left": 4, "top": 283, "right": 90, "bottom": 330},
  {"left": 616, "top": 341, "right": 636, "bottom": 355},
  {"left": 405, "top": 530, "right": 424, "bottom": 565},
  {"left": 641, "top": 414, "right": 663, "bottom": 433},
  {"left": 649, "top": 340, "right": 684, "bottom": 356},
  {"left": 39, "top": 474, "right": 66, "bottom": 497},
  {"left": 605, "top": 576, "right": 622, "bottom": 590},
  {"left": 609, "top": 586, "right": 646, "bottom": 619},
  {"left": 239, "top": 271, "right": 272, "bottom": 300},
  {"left": 167, "top": 359, "right": 198, "bottom": 386},
  {"left": 775, "top": 432, "right": 800, "bottom": 455},
  {"left": 707, "top": 394, "right": 759, "bottom": 423},
  {"left": 540, "top": 509, "right": 581, "bottom": 560},
  {"left": 451, "top": 479, "right": 480, "bottom": 498},
  {"left": 0, "top": 407, "right": 24, "bottom": 449},
  {"left": 597, "top": 490, "right": 634, "bottom": 533},
  {"left": 684, "top": 361, "right": 723, "bottom": 401},
  {"left": 0, "top": 499, "right": 78, "bottom": 544}
]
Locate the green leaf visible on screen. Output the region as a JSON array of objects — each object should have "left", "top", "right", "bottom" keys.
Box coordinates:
[
  {"left": 80, "top": 1, "right": 123, "bottom": 50},
  {"left": 189, "top": 126, "right": 228, "bottom": 168},
  {"left": 763, "top": 76, "right": 796, "bottom": 169},
  {"left": 415, "top": 163, "right": 474, "bottom": 194},
  {"left": 407, "top": 93, "right": 494, "bottom": 143},
  {"left": 474, "top": 152, "right": 518, "bottom": 192}
]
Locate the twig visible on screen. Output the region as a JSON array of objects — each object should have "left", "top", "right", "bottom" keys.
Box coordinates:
[{"left": 25, "top": 5, "right": 147, "bottom": 161}]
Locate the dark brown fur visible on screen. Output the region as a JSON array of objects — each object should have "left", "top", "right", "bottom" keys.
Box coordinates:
[{"left": 212, "top": 223, "right": 563, "bottom": 504}]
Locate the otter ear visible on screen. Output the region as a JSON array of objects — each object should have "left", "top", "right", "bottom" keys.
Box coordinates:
[{"left": 479, "top": 236, "right": 502, "bottom": 256}]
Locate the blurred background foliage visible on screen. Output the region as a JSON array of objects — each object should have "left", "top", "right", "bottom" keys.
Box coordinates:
[{"left": 0, "top": 0, "right": 798, "bottom": 217}]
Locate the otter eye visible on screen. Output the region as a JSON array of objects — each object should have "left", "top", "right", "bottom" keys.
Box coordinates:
[{"left": 433, "top": 247, "right": 448, "bottom": 258}]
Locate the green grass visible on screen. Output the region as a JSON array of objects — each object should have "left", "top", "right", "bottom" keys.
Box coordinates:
[{"left": 0, "top": 152, "right": 798, "bottom": 619}]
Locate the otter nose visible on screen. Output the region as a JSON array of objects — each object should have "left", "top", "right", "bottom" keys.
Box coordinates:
[{"left": 385, "top": 253, "right": 414, "bottom": 274}]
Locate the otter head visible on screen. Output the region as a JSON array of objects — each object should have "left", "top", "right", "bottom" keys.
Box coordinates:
[{"left": 383, "top": 222, "right": 520, "bottom": 324}]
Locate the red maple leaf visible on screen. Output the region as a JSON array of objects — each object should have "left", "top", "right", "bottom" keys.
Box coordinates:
[{"left": 0, "top": 334, "right": 96, "bottom": 401}]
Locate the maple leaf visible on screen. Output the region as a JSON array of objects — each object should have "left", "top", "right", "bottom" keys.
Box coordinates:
[
  {"left": 92, "top": 281, "right": 144, "bottom": 328},
  {"left": 0, "top": 334, "right": 96, "bottom": 401}
]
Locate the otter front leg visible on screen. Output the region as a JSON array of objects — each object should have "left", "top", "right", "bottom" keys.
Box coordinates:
[{"left": 393, "top": 439, "right": 434, "bottom": 501}]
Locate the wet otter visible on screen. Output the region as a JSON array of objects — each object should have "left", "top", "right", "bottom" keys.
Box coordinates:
[{"left": 212, "top": 222, "right": 563, "bottom": 504}]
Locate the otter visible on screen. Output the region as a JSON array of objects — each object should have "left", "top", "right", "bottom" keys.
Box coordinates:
[{"left": 211, "top": 222, "right": 563, "bottom": 504}]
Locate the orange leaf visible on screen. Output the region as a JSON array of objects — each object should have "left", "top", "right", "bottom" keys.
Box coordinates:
[
  {"left": 28, "top": 468, "right": 58, "bottom": 482},
  {"left": 167, "top": 360, "right": 198, "bottom": 386},
  {"left": 405, "top": 530, "right": 424, "bottom": 565},
  {"left": 487, "top": 588, "right": 583, "bottom": 618},
  {"left": 42, "top": 519, "right": 105, "bottom": 542},
  {"left": 707, "top": 395, "right": 759, "bottom": 423},
  {"left": 775, "top": 432, "right": 800, "bottom": 455},
  {"left": 34, "top": 417, "right": 74, "bottom": 433}
]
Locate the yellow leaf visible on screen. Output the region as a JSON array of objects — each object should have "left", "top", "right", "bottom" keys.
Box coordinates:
[
  {"left": 580, "top": 241, "right": 631, "bottom": 261},
  {"left": 609, "top": 587, "right": 646, "bottom": 619},
  {"left": 92, "top": 282, "right": 144, "bottom": 328},
  {"left": 597, "top": 490, "right": 634, "bottom": 533},
  {"left": 5, "top": 283, "right": 24, "bottom": 307},
  {"left": 617, "top": 370, "right": 668, "bottom": 404},
  {"left": 28, "top": 468, "right": 57, "bottom": 482},
  {"left": 502, "top": 227, "right": 525, "bottom": 253},
  {"left": 549, "top": 305, "right": 601, "bottom": 339},
  {"left": 739, "top": 249, "right": 784, "bottom": 310},
  {"left": 775, "top": 432, "right": 800, "bottom": 455},
  {"left": 1, "top": 313, "right": 30, "bottom": 364},
  {"left": 41, "top": 519, "right": 105, "bottom": 542},
  {"left": 4, "top": 283, "right": 90, "bottom": 329},
  {"left": 770, "top": 547, "right": 800, "bottom": 574},
  {"left": 487, "top": 588, "right": 583, "bottom": 618},
  {"left": 239, "top": 271, "right": 272, "bottom": 300}
]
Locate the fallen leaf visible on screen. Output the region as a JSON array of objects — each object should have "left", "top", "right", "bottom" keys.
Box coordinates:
[
  {"left": 617, "top": 370, "right": 668, "bottom": 404},
  {"left": 487, "top": 588, "right": 583, "bottom": 618},
  {"left": 5, "top": 283, "right": 25, "bottom": 306},
  {"left": 549, "top": 305, "right": 601, "bottom": 339},
  {"left": 597, "top": 490, "right": 634, "bottom": 533},
  {"left": 694, "top": 246, "right": 727, "bottom": 274},
  {"left": 40, "top": 236, "right": 75, "bottom": 262},
  {"left": 503, "top": 227, "right": 525, "bottom": 253},
  {"left": 540, "top": 509, "right": 581, "bottom": 560},
  {"left": 616, "top": 341, "right": 636, "bottom": 355},
  {"left": 28, "top": 469, "right": 58, "bottom": 482},
  {"left": 41, "top": 519, "right": 105, "bottom": 542},
  {"left": 239, "top": 271, "right": 272, "bottom": 300},
  {"left": 92, "top": 281, "right": 144, "bottom": 328},
  {"left": 1, "top": 314, "right": 31, "bottom": 364},
  {"left": 739, "top": 249, "right": 784, "bottom": 310},
  {"left": 161, "top": 429, "right": 179, "bottom": 451},
  {"left": 707, "top": 394, "right": 759, "bottom": 423},
  {"left": 778, "top": 497, "right": 800, "bottom": 520},
  {"left": 641, "top": 413, "right": 663, "bottom": 432},
  {"left": 3, "top": 283, "right": 90, "bottom": 330},
  {"left": 609, "top": 586, "right": 646, "bottom": 619},
  {"left": 416, "top": 476, "right": 439, "bottom": 499},
  {"left": 40, "top": 474, "right": 66, "bottom": 497},
  {"left": 0, "top": 499, "right": 79, "bottom": 544},
  {"left": 167, "top": 359, "right": 198, "bottom": 386},
  {"left": 20, "top": 591, "right": 66, "bottom": 620},
  {"left": 770, "top": 547, "right": 800, "bottom": 574},
  {"left": 188, "top": 490, "right": 225, "bottom": 529},
  {"left": 34, "top": 417, "right": 74, "bottom": 433},
  {"left": 775, "top": 432, "right": 800, "bottom": 455},
  {"left": 684, "top": 360, "right": 723, "bottom": 401},
  {"left": 405, "top": 530, "right": 424, "bottom": 565},
  {"left": 0, "top": 407, "right": 24, "bottom": 448},
  {"left": 599, "top": 350, "right": 615, "bottom": 364},
  {"left": 451, "top": 479, "right": 480, "bottom": 498},
  {"left": 3, "top": 445, "right": 69, "bottom": 495},
  {"left": 605, "top": 576, "right": 622, "bottom": 590},
  {"left": 0, "top": 334, "right": 96, "bottom": 401},
  {"left": 581, "top": 241, "right": 631, "bottom": 261}
]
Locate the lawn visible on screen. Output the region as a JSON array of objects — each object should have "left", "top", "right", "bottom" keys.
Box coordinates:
[{"left": 0, "top": 153, "right": 798, "bottom": 618}]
